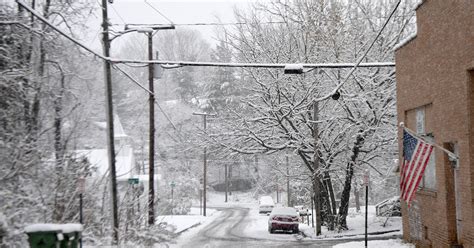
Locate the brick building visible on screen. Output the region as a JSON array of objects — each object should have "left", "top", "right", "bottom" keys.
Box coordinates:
[{"left": 395, "top": 0, "right": 474, "bottom": 247}]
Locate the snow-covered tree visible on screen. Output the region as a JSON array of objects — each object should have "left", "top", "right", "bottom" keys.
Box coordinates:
[{"left": 208, "top": 0, "right": 416, "bottom": 231}]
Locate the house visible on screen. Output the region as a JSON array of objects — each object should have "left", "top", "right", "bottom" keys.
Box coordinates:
[
  {"left": 395, "top": 0, "right": 474, "bottom": 247},
  {"left": 75, "top": 114, "right": 135, "bottom": 180}
]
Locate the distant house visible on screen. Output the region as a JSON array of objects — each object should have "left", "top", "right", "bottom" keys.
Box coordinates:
[
  {"left": 395, "top": 0, "right": 473, "bottom": 247},
  {"left": 74, "top": 114, "right": 162, "bottom": 206},
  {"left": 75, "top": 114, "right": 135, "bottom": 180}
]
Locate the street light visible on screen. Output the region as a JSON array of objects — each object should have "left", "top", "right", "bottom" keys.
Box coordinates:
[{"left": 120, "top": 24, "right": 175, "bottom": 226}]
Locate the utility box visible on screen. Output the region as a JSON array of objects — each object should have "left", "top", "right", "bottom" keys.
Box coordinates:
[{"left": 25, "top": 223, "right": 83, "bottom": 248}]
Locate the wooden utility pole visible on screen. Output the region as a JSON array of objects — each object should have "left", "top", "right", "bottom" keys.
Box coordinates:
[
  {"left": 313, "top": 100, "right": 321, "bottom": 236},
  {"left": 193, "top": 112, "right": 216, "bottom": 216},
  {"left": 100, "top": 0, "right": 119, "bottom": 243},
  {"left": 147, "top": 31, "right": 156, "bottom": 226},
  {"left": 119, "top": 24, "right": 174, "bottom": 226}
]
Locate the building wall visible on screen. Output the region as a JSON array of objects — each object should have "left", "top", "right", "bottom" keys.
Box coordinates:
[{"left": 395, "top": 0, "right": 474, "bottom": 247}]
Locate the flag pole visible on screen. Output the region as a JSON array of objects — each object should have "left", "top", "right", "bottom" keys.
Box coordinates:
[{"left": 399, "top": 122, "right": 458, "bottom": 161}]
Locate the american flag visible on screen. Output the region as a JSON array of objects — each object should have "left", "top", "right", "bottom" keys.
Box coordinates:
[{"left": 400, "top": 130, "right": 433, "bottom": 205}]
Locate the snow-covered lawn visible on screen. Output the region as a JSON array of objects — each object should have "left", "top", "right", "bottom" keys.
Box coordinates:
[
  {"left": 206, "top": 190, "right": 258, "bottom": 208},
  {"left": 157, "top": 207, "right": 218, "bottom": 234},
  {"left": 333, "top": 239, "right": 414, "bottom": 248},
  {"left": 301, "top": 206, "right": 402, "bottom": 239}
]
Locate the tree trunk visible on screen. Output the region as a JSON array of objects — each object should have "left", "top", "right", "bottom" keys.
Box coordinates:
[
  {"left": 322, "top": 175, "right": 334, "bottom": 230},
  {"left": 336, "top": 134, "right": 364, "bottom": 230},
  {"left": 354, "top": 180, "right": 361, "bottom": 212},
  {"left": 312, "top": 172, "right": 321, "bottom": 235},
  {"left": 325, "top": 171, "right": 337, "bottom": 217}
]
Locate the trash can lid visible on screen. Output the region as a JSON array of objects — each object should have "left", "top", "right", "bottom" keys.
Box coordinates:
[{"left": 25, "top": 224, "right": 83, "bottom": 233}]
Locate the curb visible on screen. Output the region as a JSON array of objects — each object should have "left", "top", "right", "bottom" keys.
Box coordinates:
[
  {"left": 175, "top": 222, "right": 202, "bottom": 235},
  {"left": 301, "top": 229, "right": 401, "bottom": 239}
]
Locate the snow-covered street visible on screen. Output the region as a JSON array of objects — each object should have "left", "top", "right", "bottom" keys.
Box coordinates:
[
  {"left": 172, "top": 206, "right": 342, "bottom": 248},
  {"left": 167, "top": 192, "right": 405, "bottom": 248}
]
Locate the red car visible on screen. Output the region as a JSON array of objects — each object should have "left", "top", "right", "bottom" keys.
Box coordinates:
[{"left": 268, "top": 207, "right": 299, "bottom": 234}]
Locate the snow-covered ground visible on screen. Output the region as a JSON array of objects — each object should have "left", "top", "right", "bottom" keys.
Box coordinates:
[
  {"left": 169, "top": 191, "right": 403, "bottom": 247},
  {"left": 157, "top": 207, "right": 218, "bottom": 234},
  {"left": 206, "top": 190, "right": 258, "bottom": 208},
  {"left": 204, "top": 191, "right": 401, "bottom": 240},
  {"left": 333, "top": 239, "right": 414, "bottom": 248},
  {"left": 300, "top": 206, "right": 402, "bottom": 239}
]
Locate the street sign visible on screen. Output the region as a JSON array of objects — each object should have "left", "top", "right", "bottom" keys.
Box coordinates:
[
  {"left": 77, "top": 177, "right": 86, "bottom": 194},
  {"left": 363, "top": 169, "right": 370, "bottom": 186},
  {"left": 128, "top": 178, "right": 139, "bottom": 185},
  {"left": 170, "top": 181, "right": 176, "bottom": 187}
]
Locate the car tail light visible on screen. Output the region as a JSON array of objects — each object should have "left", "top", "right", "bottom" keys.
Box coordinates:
[
  {"left": 292, "top": 217, "right": 299, "bottom": 222},
  {"left": 272, "top": 216, "right": 279, "bottom": 221}
]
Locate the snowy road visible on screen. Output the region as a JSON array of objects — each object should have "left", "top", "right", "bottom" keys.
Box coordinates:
[{"left": 175, "top": 207, "right": 343, "bottom": 248}]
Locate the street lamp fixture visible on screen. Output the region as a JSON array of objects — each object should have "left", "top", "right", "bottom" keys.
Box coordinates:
[
  {"left": 124, "top": 24, "right": 175, "bottom": 32},
  {"left": 284, "top": 64, "right": 304, "bottom": 74}
]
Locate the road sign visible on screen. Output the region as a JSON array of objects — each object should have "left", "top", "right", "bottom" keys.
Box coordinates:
[
  {"left": 363, "top": 169, "right": 370, "bottom": 186},
  {"left": 128, "top": 178, "right": 139, "bottom": 185},
  {"left": 170, "top": 181, "right": 176, "bottom": 187},
  {"left": 77, "top": 177, "right": 86, "bottom": 194}
]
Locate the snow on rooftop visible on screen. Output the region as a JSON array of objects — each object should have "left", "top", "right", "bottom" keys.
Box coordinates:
[
  {"left": 259, "top": 196, "right": 274, "bottom": 205},
  {"left": 393, "top": 32, "right": 417, "bottom": 51},
  {"left": 270, "top": 207, "right": 298, "bottom": 216},
  {"left": 25, "top": 224, "right": 83, "bottom": 233},
  {"left": 92, "top": 114, "right": 128, "bottom": 138},
  {"left": 74, "top": 148, "right": 134, "bottom": 179}
]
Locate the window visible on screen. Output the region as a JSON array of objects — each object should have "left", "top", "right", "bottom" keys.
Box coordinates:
[
  {"left": 420, "top": 134, "right": 436, "bottom": 190},
  {"left": 415, "top": 106, "right": 436, "bottom": 190}
]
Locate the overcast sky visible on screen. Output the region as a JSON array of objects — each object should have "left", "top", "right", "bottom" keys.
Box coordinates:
[{"left": 85, "top": 0, "right": 261, "bottom": 49}]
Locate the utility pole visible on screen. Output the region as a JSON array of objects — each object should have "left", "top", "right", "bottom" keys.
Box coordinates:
[
  {"left": 225, "top": 163, "right": 228, "bottom": 202},
  {"left": 286, "top": 155, "right": 291, "bottom": 207},
  {"left": 193, "top": 112, "right": 216, "bottom": 216},
  {"left": 100, "top": 0, "right": 119, "bottom": 244},
  {"left": 147, "top": 31, "right": 156, "bottom": 226},
  {"left": 313, "top": 100, "right": 321, "bottom": 236},
  {"left": 120, "top": 24, "right": 174, "bottom": 226}
]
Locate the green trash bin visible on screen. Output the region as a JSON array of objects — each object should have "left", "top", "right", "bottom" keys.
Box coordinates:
[
  {"left": 59, "top": 224, "right": 83, "bottom": 248},
  {"left": 25, "top": 223, "right": 83, "bottom": 248},
  {"left": 25, "top": 224, "right": 62, "bottom": 248}
]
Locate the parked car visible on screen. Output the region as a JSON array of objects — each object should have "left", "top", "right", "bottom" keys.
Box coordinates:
[
  {"left": 268, "top": 207, "right": 299, "bottom": 234},
  {"left": 259, "top": 196, "right": 275, "bottom": 214},
  {"left": 293, "top": 205, "right": 309, "bottom": 216}
]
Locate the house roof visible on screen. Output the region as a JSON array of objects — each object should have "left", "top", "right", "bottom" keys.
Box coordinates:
[
  {"left": 75, "top": 148, "right": 134, "bottom": 179},
  {"left": 93, "top": 114, "right": 128, "bottom": 138}
]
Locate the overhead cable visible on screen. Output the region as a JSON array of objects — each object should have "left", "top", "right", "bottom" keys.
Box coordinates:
[{"left": 320, "top": 0, "right": 402, "bottom": 102}]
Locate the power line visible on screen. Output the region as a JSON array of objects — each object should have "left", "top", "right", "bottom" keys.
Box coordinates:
[
  {"left": 319, "top": 0, "right": 402, "bottom": 103},
  {"left": 110, "top": 21, "right": 286, "bottom": 27},
  {"left": 144, "top": 0, "right": 175, "bottom": 25},
  {"left": 16, "top": 0, "right": 106, "bottom": 60},
  {"left": 110, "top": 3, "right": 127, "bottom": 24},
  {"left": 112, "top": 64, "right": 185, "bottom": 140},
  {"left": 108, "top": 16, "right": 413, "bottom": 28}
]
